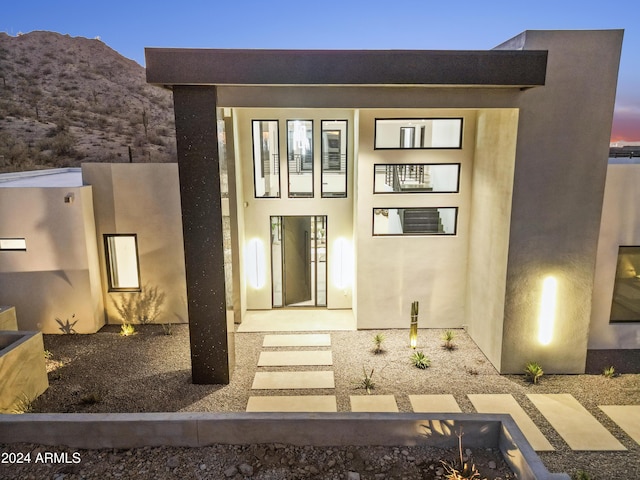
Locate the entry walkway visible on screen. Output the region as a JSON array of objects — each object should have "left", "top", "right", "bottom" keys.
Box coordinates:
[{"left": 238, "top": 309, "right": 356, "bottom": 332}]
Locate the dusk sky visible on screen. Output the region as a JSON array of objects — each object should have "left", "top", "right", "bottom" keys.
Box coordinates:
[{"left": 2, "top": 0, "right": 639, "bottom": 141}]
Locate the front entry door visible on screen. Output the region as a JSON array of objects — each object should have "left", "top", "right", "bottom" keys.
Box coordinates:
[
  {"left": 271, "top": 216, "right": 327, "bottom": 307},
  {"left": 283, "top": 216, "right": 312, "bottom": 305}
]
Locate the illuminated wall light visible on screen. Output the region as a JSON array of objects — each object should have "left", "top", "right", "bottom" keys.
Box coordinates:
[
  {"left": 332, "top": 237, "right": 353, "bottom": 289},
  {"left": 537, "top": 276, "right": 557, "bottom": 345},
  {"left": 246, "top": 238, "right": 266, "bottom": 289}
]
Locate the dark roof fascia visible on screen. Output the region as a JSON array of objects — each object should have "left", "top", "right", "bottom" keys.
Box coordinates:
[{"left": 145, "top": 48, "right": 547, "bottom": 88}]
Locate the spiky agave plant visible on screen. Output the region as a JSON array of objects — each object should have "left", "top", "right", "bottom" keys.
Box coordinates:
[
  {"left": 410, "top": 351, "right": 431, "bottom": 369},
  {"left": 524, "top": 362, "right": 543, "bottom": 384},
  {"left": 372, "top": 333, "right": 385, "bottom": 354}
]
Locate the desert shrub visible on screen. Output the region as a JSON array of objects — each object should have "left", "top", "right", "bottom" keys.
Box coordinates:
[
  {"left": 410, "top": 351, "right": 431, "bottom": 369},
  {"left": 525, "top": 362, "right": 544, "bottom": 384}
]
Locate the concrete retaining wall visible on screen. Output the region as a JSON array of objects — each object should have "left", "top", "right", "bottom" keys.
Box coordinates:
[{"left": 0, "top": 412, "right": 568, "bottom": 479}]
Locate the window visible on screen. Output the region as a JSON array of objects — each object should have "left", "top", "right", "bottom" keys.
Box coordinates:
[
  {"left": 610, "top": 246, "right": 640, "bottom": 322},
  {"left": 372, "top": 207, "right": 458, "bottom": 236},
  {"left": 321, "top": 120, "right": 348, "bottom": 198},
  {"left": 252, "top": 120, "right": 281, "bottom": 198},
  {"left": 105, "top": 234, "right": 141, "bottom": 291},
  {"left": 374, "top": 164, "right": 460, "bottom": 193},
  {"left": 374, "top": 118, "right": 463, "bottom": 149},
  {"left": 287, "top": 120, "right": 314, "bottom": 198},
  {"left": 0, "top": 238, "right": 26, "bottom": 251}
]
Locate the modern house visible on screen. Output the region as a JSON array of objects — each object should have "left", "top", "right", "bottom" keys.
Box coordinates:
[{"left": 2, "top": 29, "right": 637, "bottom": 385}]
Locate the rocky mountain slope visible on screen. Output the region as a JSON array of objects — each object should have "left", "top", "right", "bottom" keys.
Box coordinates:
[{"left": 0, "top": 31, "right": 175, "bottom": 173}]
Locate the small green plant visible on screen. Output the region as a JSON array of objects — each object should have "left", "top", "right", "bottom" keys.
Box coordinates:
[
  {"left": 356, "top": 367, "right": 376, "bottom": 394},
  {"left": 120, "top": 323, "right": 136, "bottom": 337},
  {"left": 573, "top": 470, "right": 592, "bottom": 480},
  {"left": 525, "top": 362, "right": 544, "bottom": 384},
  {"left": 55, "top": 314, "right": 78, "bottom": 334},
  {"left": 43, "top": 349, "right": 53, "bottom": 360},
  {"left": 161, "top": 322, "right": 174, "bottom": 336},
  {"left": 602, "top": 365, "right": 616, "bottom": 378},
  {"left": 372, "top": 333, "right": 385, "bottom": 354},
  {"left": 442, "top": 330, "right": 456, "bottom": 350},
  {"left": 410, "top": 351, "right": 431, "bottom": 369}
]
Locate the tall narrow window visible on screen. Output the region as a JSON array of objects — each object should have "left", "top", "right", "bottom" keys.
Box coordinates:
[
  {"left": 105, "top": 234, "right": 141, "bottom": 291},
  {"left": 610, "top": 246, "right": 640, "bottom": 322},
  {"left": 287, "top": 120, "right": 314, "bottom": 198},
  {"left": 321, "top": 120, "right": 348, "bottom": 198},
  {"left": 252, "top": 120, "right": 280, "bottom": 198}
]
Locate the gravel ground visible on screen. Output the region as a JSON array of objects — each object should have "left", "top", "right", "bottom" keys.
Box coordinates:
[{"left": 1, "top": 324, "right": 639, "bottom": 479}]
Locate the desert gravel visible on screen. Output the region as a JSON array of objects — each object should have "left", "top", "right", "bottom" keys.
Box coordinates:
[{"left": 1, "top": 324, "right": 638, "bottom": 479}]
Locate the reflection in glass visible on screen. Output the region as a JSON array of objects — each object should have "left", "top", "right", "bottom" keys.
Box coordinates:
[
  {"left": 374, "top": 164, "right": 460, "bottom": 193},
  {"left": 372, "top": 208, "right": 457, "bottom": 235},
  {"left": 287, "top": 120, "right": 313, "bottom": 197},
  {"left": 105, "top": 235, "right": 140, "bottom": 290},
  {"left": 322, "top": 120, "right": 348, "bottom": 198},
  {"left": 252, "top": 120, "right": 280, "bottom": 198},
  {"left": 375, "top": 118, "right": 463, "bottom": 149},
  {"left": 610, "top": 246, "right": 640, "bottom": 322}
]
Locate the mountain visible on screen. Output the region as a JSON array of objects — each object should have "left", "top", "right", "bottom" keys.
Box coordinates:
[{"left": 0, "top": 31, "right": 175, "bottom": 173}]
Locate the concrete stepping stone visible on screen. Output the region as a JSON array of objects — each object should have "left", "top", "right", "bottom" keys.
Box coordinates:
[
  {"left": 527, "top": 394, "right": 626, "bottom": 451},
  {"left": 246, "top": 395, "right": 337, "bottom": 412},
  {"left": 600, "top": 405, "right": 640, "bottom": 445},
  {"left": 263, "top": 333, "right": 331, "bottom": 347},
  {"left": 409, "top": 394, "right": 462, "bottom": 413},
  {"left": 257, "top": 350, "right": 333, "bottom": 367},
  {"left": 252, "top": 371, "right": 335, "bottom": 390},
  {"left": 468, "top": 394, "right": 554, "bottom": 451},
  {"left": 350, "top": 395, "right": 399, "bottom": 412}
]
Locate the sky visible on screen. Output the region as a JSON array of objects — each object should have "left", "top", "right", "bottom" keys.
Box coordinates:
[{"left": 2, "top": 0, "right": 639, "bottom": 142}]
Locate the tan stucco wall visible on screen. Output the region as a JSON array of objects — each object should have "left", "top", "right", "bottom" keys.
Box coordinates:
[
  {"left": 0, "top": 186, "right": 104, "bottom": 333},
  {"left": 356, "top": 109, "right": 475, "bottom": 329},
  {"left": 497, "top": 30, "right": 623, "bottom": 373},
  {"left": 82, "top": 163, "right": 188, "bottom": 325},
  {"left": 589, "top": 164, "right": 640, "bottom": 349},
  {"left": 465, "top": 109, "right": 518, "bottom": 371},
  {"left": 233, "top": 108, "right": 355, "bottom": 311}
]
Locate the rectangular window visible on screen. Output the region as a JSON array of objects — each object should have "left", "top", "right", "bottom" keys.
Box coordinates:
[
  {"left": 105, "top": 234, "right": 141, "bottom": 291},
  {"left": 374, "top": 164, "right": 460, "bottom": 193},
  {"left": 287, "top": 120, "right": 314, "bottom": 198},
  {"left": 252, "top": 120, "right": 281, "bottom": 198},
  {"left": 322, "top": 120, "right": 348, "bottom": 198},
  {"left": 610, "top": 246, "right": 640, "bottom": 322},
  {"left": 374, "top": 118, "right": 463, "bottom": 149},
  {"left": 372, "top": 207, "right": 458, "bottom": 236},
  {"left": 0, "top": 238, "right": 26, "bottom": 251}
]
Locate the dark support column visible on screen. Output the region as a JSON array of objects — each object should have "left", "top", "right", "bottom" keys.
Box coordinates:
[{"left": 172, "top": 85, "right": 233, "bottom": 384}]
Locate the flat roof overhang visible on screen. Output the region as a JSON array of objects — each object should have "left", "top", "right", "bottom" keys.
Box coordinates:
[{"left": 145, "top": 49, "right": 547, "bottom": 88}]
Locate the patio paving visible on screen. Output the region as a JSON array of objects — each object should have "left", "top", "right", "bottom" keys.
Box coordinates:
[
  {"left": 408, "top": 394, "right": 461, "bottom": 413},
  {"left": 350, "top": 395, "right": 399, "bottom": 412},
  {"left": 246, "top": 395, "right": 337, "bottom": 412},
  {"left": 251, "top": 371, "right": 335, "bottom": 390},
  {"left": 257, "top": 350, "right": 333, "bottom": 367},
  {"left": 262, "top": 333, "right": 331, "bottom": 347},
  {"left": 599, "top": 405, "right": 640, "bottom": 445}
]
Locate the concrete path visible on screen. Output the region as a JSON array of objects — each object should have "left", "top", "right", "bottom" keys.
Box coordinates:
[
  {"left": 409, "top": 395, "right": 461, "bottom": 413},
  {"left": 262, "top": 333, "right": 331, "bottom": 347},
  {"left": 527, "top": 394, "right": 626, "bottom": 451},
  {"left": 468, "top": 394, "right": 554, "bottom": 451},
  {"left": 350, "top": 395, "right": 399, "bottom": 412},
  {"left": 600, "top": 405, "right": 640, "bottom": 445},
  {"left": 252, "top": 371, "right": 335, "bottom": 390},
  {"left": 246, "top": 395, "right": 337, "bottom": 412},
  {"left": 257, "top": 350, "right": 333, "bottom": 367}
]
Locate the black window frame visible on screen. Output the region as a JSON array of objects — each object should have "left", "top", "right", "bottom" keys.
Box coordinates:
[
  {"left": 104, "top": 234, "right": 142, "bottom": 292},
  {"left": 374, "top": 117, "right": 464, "bottom": 150}
]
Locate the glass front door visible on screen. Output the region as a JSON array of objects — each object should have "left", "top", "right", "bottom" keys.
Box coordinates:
[{"left": 271, "top": 216, "right": 327, "bottom": 307}]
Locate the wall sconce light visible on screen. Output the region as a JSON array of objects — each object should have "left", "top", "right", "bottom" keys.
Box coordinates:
[
  {"left": 537, "top": 276, "right": 557, "bottom": 345},
  {"left": 246, "top": 238, "right": 265, "bottom": 289},
  {"left": 64, "top": 193, "right": 75, "bottom": 204},
  {"left": 332, "top": 237, "right": 353, "bottom": 289}
]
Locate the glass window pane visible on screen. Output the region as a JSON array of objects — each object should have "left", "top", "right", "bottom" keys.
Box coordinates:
[
  {"left": 0, "top": 238, "right": 26, "bottom": 250},
  {"left": 287, "top": 120, "right": 313, "bottom": 198},
  {"left": 374, "top": 164, "right": 460, "bottom": 193},
  {"left": 106, "top": 235, "right": 140, "bottom": 290},
  {"left": 610, "top": 246, "right": 640, "bottom": 322},
  {"left": 322, "top": 120, "right": 348, "bottom": 198},
  {"left": 372, "top": 208, "right": 457, "bottom": 235},
  {"left": 252, "top": 120, "right": 280, "bottom": 198},
  {"left": 375, "top": 118, "right": 463, "bottom": 149}
]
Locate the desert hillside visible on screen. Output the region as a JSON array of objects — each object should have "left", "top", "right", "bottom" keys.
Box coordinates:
[{"left": 0, "top": 31, "right": 175, "bottom": 173}]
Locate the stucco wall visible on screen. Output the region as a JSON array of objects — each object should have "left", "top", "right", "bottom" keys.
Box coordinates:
[
  {"left": 0, "top": 186, "right": 104, "bottom": 333},
  {"left": 82, "top": 163, "right": 188, "bottom": 325},
  {"left": 589, "top": 164, "right": 640, "bottom": 349},
  {"left": 465, "top": 109, "right": 518, "bottom": 370},
  {"left": 234, "top": 108, "right": 355, "bottom": 311},
  {"left": 497, "top": 30, "right": 623, "bottom": 373},
  {"left": 356, "top": 109, "right": 475, "bottom": 329}
]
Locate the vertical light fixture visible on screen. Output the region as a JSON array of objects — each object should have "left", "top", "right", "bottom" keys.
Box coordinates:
[
  {"left": 410, "top": 300, "right": 419, "bottom": 348},
  {"left": 246, "top": 238, "right": 265, "bottom": 289},
  {"left": 537, "top": 276, "right": 557, "bottom": 345}
]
